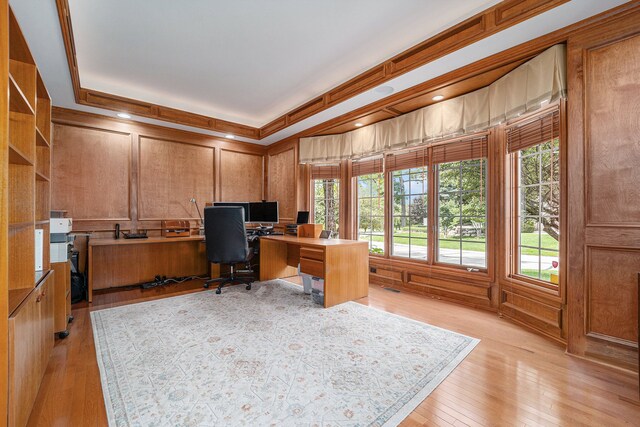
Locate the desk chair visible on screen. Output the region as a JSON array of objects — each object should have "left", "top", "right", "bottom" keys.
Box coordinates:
[{"left": 203, "top": 206, "right": 254, "bottom": 294}]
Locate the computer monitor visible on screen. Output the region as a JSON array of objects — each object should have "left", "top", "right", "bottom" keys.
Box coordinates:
[
  {"left": 296, "top": 211, "right": 309, "bottom": 224},
  {"left": 249, "top": 201, "right": 279, "bottom": 223},
  {"left": 212, "top": 202, "right": 250, "bottom": 222}
]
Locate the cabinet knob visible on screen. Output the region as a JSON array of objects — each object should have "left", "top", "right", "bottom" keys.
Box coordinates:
[{"left": 36, "top": 294, "right": 42, "bottom": 303}]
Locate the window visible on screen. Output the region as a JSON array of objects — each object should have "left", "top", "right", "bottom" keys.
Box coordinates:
[
  {"left": 310, "top": 163, "right": 341, "bottom": 236},
  {"left": 508, "top": 110, "right": 560, "bottom": 284},
  {"left": 437, "top": 159, "right": 487, "bottom": 267},
  {"left": 313, "top": 179, "right": 340, "bottom": 235},
  {"left": 391, "top": 166, "right": 428, "bottom": 259},
  {"left": 434, "top": 137, "right": 488, "bottom": 268},
  {"left": 387, "top": 149, "right": 429, "bottom": 260},
  {"left": 357, "top": 173, "right": 385, "bottom": 254}
]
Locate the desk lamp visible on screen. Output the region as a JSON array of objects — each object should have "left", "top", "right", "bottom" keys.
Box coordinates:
[{"left": 190, "top": 198, "right": 204, "bottom": 235}]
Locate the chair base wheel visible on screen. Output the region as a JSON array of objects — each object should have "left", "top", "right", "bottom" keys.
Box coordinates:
[
  {"left": 246, "top": 284, "right": 252, "bottom": 290},
  {"left": 215, "top": 288, "right": 222, "bottom": 294},
  {"left": 203, "top": 283, "right": 210, "bottom": 289}
]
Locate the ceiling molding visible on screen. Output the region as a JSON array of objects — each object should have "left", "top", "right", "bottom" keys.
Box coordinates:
[
  {"left": 54, "top": 0, "right": 570, "bottom": 141},
  {"left": 266, "top": 0, "right": 640, "bottom": 147}
]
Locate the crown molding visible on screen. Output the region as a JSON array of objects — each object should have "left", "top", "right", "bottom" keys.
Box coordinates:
[
  {"left": 54, "top": 0, "right": 569, "bottom": 141},
  {"left": 267, "top": 1, "right": 640, "bottom": 146}
]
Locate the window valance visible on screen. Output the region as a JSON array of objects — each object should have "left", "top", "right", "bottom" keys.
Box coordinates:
[{"left": 300, "top": 44, "right": 566, "bottom": 164}]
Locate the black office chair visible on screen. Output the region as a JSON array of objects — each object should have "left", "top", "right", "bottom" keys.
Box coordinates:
[{"left": 203, "top": 206, "right": 254, "bottom": 294}]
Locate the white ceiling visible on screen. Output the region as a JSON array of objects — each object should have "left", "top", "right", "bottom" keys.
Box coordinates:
[
  {"left": 68, "top": 0, "right": 501, "bottom": 127},
  {"left": 9, "top": 0, "right": 630, "bottom": 145}
]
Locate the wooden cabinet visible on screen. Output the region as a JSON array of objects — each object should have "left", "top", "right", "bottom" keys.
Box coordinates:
[
  {"left": 7, "top": 272, "right": 54, "bottom": 427},
  {"left": 52, "top": 261, "right": 71, "bottom": 336}
]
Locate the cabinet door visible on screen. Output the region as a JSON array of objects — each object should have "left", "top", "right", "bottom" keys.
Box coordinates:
[
  {"left": 8, "top": 289, "right": 40, "bottom": 427},
  {"left": 8, "top": 273, "right": 55, "bottom": 427}
]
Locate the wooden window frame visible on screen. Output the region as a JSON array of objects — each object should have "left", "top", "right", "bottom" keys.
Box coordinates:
[
  {"left": 389, "top": 166, "right": 430, "bottom": 261},
  {"left": 433, "top": 157, "right": 489, "bottom": 271},
  {"left": 504, "top": 102, "right": 566, "bottom": 294},
  {"left": 310, "top": 177, "right": 341, "bottom": 236},
  {"left": 354, "top": 172, "right": 386, "bottom": 256},
  {"left": 339, "top": 132, "right": 494, "bottom": 278}
]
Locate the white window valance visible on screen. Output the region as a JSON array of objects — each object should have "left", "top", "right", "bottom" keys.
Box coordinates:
[{"left": 300, "top": 44, "right": 566, "bottom": 164}]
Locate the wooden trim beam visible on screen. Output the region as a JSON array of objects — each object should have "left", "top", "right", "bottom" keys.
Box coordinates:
[
  {"left": 54, "top": 0, "right": 569, "bottom": 141},
  {"left": 268, "top": 1, "right": 640, "bottom": 146}
]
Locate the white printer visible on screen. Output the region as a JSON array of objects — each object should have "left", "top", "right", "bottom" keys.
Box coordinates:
[{"left": 50, "top": 217, "right": 74, "bottom": 263}]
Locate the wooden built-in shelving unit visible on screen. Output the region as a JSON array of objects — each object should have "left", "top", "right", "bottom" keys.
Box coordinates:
[
  {"left": 4, "top": 6, "right": 55, "bottom": 427},
  {"left": 6, "top": 10, "right": 52, "bottom": 315}
]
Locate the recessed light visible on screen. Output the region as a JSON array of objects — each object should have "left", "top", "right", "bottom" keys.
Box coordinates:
[
  {"left": 225, "top": 134, "right": 235, "bottom": 139},
  {"left": 374, "top": 85, "right": 394, "bottom": 95},
  {"left": 432, "top": 95, "right": 444, "bottom": 101},
  {"left": 116, "top": 112, "right": 131, "bottom": 119},
  {"left": 355, "top": 122, "right": 364, "bottom": 127}
]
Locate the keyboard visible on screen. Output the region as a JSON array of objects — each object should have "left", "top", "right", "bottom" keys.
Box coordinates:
[{"left": 122, "top": 232, "right": 148, "bottom": 239}]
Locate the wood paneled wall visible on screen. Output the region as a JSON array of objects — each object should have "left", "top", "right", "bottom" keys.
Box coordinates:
[
  {"left": 566, "top": 14, "right": 640, "bottom": 371},
  {"left": 51, "top": 108, "right": 266, "bottom": 236},
  {"left": 52, "top": 125, "right": 131, "bottom": 221},
  {"left": 219, "top": 149, "right": 263, "bottom": 202},
  {"left": 265, "top": 141, "right": 299, "bottom": 224},
  {"left": 137, "top": 137, "right": 214, "bottom": 220}
]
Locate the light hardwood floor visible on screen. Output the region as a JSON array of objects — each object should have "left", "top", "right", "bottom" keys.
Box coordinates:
[{"left": 27, "top": 278, "right": 640, "bottom": 426}]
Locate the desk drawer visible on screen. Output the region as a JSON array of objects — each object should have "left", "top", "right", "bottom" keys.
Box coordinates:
[
  {"left": 300, "top": 247, "right": 324, "bottom": 261},
  {"left": 300, "top": 257, "right": 324, "bottom": 278}
]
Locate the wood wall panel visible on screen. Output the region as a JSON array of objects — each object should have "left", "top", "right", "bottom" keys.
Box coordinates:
[
  {"left": 585, "top": 35, "right": 640, "bottom": 225},
  {"left": 51, "top": 124, "right": 130, "bottom": 220},
  {"left": 138, "top": 137, "right": 213, "bottom": 220},
  {"left": 567, "top": 9, "right": 640, "bottom": 372},
  {"left": 267, "top": 146, "right": 297, "bottom": 222},
  {"left": 586, "top": 247, "right": 639, "bottom": 343},
  {"left": 51, "top": 107, "right": 265, "bottom": 234},
  {"left": 219, "top": 149, "right": 262, "bottom": 202}
]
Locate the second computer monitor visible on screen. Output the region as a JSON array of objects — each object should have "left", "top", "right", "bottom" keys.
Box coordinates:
[
  {"left": 296, "top": 211, "right": 309, "bottom": 224},
  {"left": 249, "top": 201, "right": 279, "bottom": 223}
]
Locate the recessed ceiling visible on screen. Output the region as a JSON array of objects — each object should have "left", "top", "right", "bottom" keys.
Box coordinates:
[
  {"left": 9, "top": 0, "right": 631, "bottom": 144},
  {"left": 67, "top": 0, "right": 500, "bottom": 127}
]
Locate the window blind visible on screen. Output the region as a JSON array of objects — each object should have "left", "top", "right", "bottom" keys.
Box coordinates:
[
  {"left": 385, "top": 147, "right": 429, "bottom": 171},
  {"left": 310, "top": 164, "right": 340, "bottom": 180},
  {"left": 506, "top": 108, "right": 560, "bottom": 153},
  {"left": 352, "top": 157, "right": 383, "bottom": 177},
  {"left": 431, "top": 136, "right": 488, "bottom": 164}
]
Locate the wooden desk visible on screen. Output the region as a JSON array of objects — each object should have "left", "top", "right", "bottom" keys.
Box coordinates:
[
  {"left": 259, "top": 235, "right": 369, "bottom": 308},
  {"left": 88, "top": 236, "right": 207, "bottom": 302}
]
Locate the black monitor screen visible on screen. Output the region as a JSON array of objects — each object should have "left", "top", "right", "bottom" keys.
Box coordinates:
[
  {"left": 213, "top": 202, "right": 250, "bottom": 222},
  {"left": 296, "top": 211, "right": 309, "bottom": 224},
  {"left": 249, "top": 201, "right": 279, "bottom": 223}
]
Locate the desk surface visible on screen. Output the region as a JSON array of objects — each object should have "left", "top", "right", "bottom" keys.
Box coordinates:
[
  {"left": 89, "top": 235, "right": 204, "bottom": 247},
  {"left": 260, "top": 235, "right": 367, "bottom": 248}
]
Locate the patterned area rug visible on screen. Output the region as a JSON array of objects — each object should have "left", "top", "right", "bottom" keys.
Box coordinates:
[{"left": 91, "top": 280, "right": 479, "bottom": 426}]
